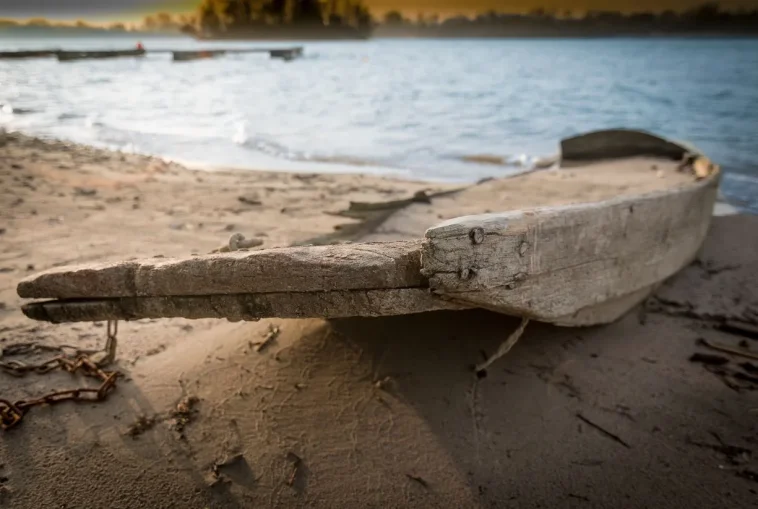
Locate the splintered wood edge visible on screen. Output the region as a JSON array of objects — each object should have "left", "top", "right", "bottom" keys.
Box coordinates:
[{"left": 21, "top": 288, "right": 469, "bottom": 324}]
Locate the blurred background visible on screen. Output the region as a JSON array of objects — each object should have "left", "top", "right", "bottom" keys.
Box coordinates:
[{"left": 1, "top": 0, "right": 757, "bottom": 211}]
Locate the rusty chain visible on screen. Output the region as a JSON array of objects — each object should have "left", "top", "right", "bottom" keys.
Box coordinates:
[{"left": 0, "top": 320, "right": 121, "bottom": 430}]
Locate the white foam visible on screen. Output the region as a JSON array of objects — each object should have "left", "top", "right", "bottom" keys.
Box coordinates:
[
  {"left": 232, "top": 121, "right": 248, "bottom": 145},
  {"left": 84, "top": 113, "right": 99, "bottom": 128}
]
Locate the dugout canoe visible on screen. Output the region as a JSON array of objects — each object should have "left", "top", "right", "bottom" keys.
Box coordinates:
[{"left": 17, "top": 129, "right": 723, "bottom": 327}]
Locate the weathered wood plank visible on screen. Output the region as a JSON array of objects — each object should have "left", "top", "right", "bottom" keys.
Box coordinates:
[
  {"left": 17, "top": 241, "right": 424, "bottom": 299},
  {"left": 21, "top": 288, "right": 466, "bottom": 323},
  {"left": 421, "top": 173, "right": 719, "bottom": 324}
]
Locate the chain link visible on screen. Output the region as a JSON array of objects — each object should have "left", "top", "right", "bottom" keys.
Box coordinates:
[{"left": 0, "top": 320, "right": 121, "bottom": 430}]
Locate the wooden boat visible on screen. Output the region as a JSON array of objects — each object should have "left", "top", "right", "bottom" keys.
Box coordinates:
[
  {"left": 0, "top": 50, "right": 59, "bottom": 59},
  {"left": 269, "top": 47, "right": 303, "bottom": 60},
  {"left": 17, "top": 129, "right": 723, "bottom": 327},
  {"left": 57, "top": 49, "right": 146, "bottom": 62},
  {"left": 172, "top": 50, "right": 226, "bottom": 62}
]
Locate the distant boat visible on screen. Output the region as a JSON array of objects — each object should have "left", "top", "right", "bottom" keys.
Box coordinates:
[{"left": 57, "top": 49, "right": 146, "bottom": 62}]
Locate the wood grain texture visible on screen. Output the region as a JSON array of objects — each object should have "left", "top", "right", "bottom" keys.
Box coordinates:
[
  {"left": 21, "top": 288, "right": 466, "bottom": 323},
  {"left": 17, "top": 241, "right": 424, "bottom": 299},
  {"left": 421, "top": 172, "right": 720, "bottom": 324}
]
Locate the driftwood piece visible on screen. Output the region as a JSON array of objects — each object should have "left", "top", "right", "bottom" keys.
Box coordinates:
[
  {"left": 305, "top": 188, "right": 465, "bottom": 246},
  {"left": 17, "top": 241, "right": 423, "bottom": 300},
  {"left": 21, "top": 288, "right": 466, "bottom": 324},
  {"left": 421, "top": 173, "right": 719, "bottom": 324}
]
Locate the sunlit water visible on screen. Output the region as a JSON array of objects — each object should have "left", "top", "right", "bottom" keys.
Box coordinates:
[{"left": 1, "top": 35, "right": 757, "bottom": 212}]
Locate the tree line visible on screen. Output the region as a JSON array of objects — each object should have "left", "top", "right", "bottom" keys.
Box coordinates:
[
  {"left": 379, "top": 3, "right": 758, "bottom": 35},
  {"left": 191, "top": 0, "right": 371, "bottom": 33},
  {"left": 1, "top": 2, "right": 755, "bottom": 36},
  {"left": 0, "top": 18, "right": 128, "bottom": 32}
]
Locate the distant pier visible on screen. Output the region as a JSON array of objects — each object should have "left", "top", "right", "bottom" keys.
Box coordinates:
[
  {"left": 0, "top": 46, "right": 304, "bottom": 62},
  {"left": 170, "top": 46, "right": 303, "bottom": 62}
]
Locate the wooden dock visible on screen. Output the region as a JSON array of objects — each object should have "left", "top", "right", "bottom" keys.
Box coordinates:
[
  {"left": 0, "top": 49, "right": 59, "bottom": 59},
  {"left": 57, "top": 49, "right": 146, "bottom": 62},
  {"left": 0, "top": 46, "right": 304, "bottom": 62},
  {"left": 169, "top": 46, "right": 302, "bottom": 62}
]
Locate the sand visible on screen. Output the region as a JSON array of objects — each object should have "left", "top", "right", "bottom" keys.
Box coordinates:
[{"left": 1, "top": 132, "right": 757, "bottom": 508}]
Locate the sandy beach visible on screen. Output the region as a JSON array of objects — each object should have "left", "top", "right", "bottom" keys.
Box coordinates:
[{"left": 1, "top": 131, "right": 757, "bottom": 508}]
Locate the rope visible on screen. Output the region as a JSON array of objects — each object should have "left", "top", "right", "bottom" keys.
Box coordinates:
[{"left": 475, "top": 317, "right": 530, "bottom": 374}]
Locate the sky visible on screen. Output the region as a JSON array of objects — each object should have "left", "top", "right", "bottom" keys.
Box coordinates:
[
  {"left": 1, "top": 0, "right": 758, "bottom": 22},
  {"left": 0, "top": 0, "right": 191, "bottom": 22}
]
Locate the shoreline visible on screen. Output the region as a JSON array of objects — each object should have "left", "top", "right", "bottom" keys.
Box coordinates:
[
  {"left": 0, "top": 125, "right": 539, "bottom": 185},
  {"left": 2, "top": 27, "right": 758, "bottom": 40},
  {"left": 0, "top": 126, "right": 438, "bottom": 179},
  {"left": 3, "top": 126, "right": 747, "bottom": 215}
]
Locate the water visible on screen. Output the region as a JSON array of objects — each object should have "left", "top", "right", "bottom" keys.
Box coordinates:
[{"left": 1, "top": 36, "right": 757, "bottom": 212}]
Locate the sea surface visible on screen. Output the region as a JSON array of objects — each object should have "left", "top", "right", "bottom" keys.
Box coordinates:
[{"left": 1, "top": 35, "right": 757, "bottom": 212}]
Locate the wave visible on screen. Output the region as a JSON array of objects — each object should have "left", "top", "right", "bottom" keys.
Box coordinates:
[
  {"left": 722, "top": 170, "right": 758, "bottom": 185},
  {"left": 58, "top": 112, "right": 85, "bottom": 121},
  {"left": 232, "top": 124, "right": 305, "bottom": 160},
  {"left": 236, "top": 134, "right": 292, "bottom": 159},
  {"left": 0, "top": 103, "right": 36, "bottom": 115},
  {"left": 612, "top": 83, "right": 674, "bottom": 106},
  {"left": 457, "top": 153, "right": 539, "bottom": 167},
  {"left": 86, "top": 77, "right": 113, "bottom": 85},
  {"left": 233, "top": 125, "right": 388, "bottom": 169},
  {"left": 232, "top": 121, "right": 248, "bottom": 145},
  {"left": 85, "top": 114, "right": 104, "bottom": 129},
  {"left": 309, "top": 155, "right": 379, "bottom": 167},
  {"left": 707, "top": 90, "right": 735, "bottom": 100}
]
